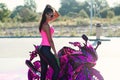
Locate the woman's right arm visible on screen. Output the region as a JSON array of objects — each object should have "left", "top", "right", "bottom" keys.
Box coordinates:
[{"left": 43, "top": 24, "right": 57, "bottom": 55}]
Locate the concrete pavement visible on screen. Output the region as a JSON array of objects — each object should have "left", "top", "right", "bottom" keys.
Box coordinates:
[{"left": 0, "top": 36, "right": 120, "bottom": 80}]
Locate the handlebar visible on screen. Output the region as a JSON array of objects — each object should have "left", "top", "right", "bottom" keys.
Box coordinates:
[
  {"left": 29, "top": 45, "right": 42, "bottom": 61},
  {"left": 69, "top": 42, "right": 74, "bottom": 45},
  {"left": 69, "top": 42, "right": 81, "bottom": 47},
  {"left": 82, "top": 34, "right": 88, "bottom": 42},
  {"left": 95, "top": 40, "right": 101, "bottom": 50},
  {"left": 29, "top": 51, "right": 37, "bottom": 61}
]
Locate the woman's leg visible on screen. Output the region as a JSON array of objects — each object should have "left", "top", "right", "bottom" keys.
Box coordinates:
[
  {"left": 38, "top": 46, "right": 48, "bottom": 80},
  {"left": 49, "top": 53, "right": 60, "bottom": 80},
  {"left": 38, "top": 46, "right": 60, "bottom": 80},
  {"left": 40, "top": 55, "right": 48, "bottom": 80},
  {"left": 42, "top": 47, "right": 60, "bottom": 80}
]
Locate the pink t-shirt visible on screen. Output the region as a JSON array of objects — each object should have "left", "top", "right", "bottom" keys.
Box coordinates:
[{"left": 40, "top": 26, "right": 54, "bottom": 46}]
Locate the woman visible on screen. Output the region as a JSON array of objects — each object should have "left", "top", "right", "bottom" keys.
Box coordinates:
[{"left": 37, "top": 4, "right": 60, "bottom": 80}]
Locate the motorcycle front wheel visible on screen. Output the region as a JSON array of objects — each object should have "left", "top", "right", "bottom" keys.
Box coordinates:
[
  {"left": 75, "top": 68, "right": 104, "bottom": 80},
  {"left": 90, "top": 68, "right": 104, "bottom": 80}
]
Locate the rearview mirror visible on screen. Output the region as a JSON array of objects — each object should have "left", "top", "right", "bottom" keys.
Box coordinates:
[{"left": 82, "top": 34, "right": 88, "bottom": 42}]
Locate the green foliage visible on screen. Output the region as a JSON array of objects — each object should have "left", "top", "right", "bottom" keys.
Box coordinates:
[
  {"left": 79, "top": 9, "right": 89, "bottom": 18},
  {"left": 85, "top": 0, "right": 109, "bottom": 9},
  {"left": 18, "top": 7, "right": 37, "bottom": 22},
  {"left": 10, "top": 5, "right": 23, "bottom": 18},
  {"left": 100, "top": 8, "right": 110, "bottom": 18},
  {"left": 111, "top": 16, "right": 120, "bottom": 24},
  {"left": 0, "top": 0, "right": 120, "bottom": 22},
  {"left": 59, "top": 0, "right": 110, "bottom": 18},
  {"left": 113, "top": 4, "right": 120, "bottom": 16},
  {"left": 107, "top": 10, "right": 115, "bottom": 18},
  {"left": 10, "top": 5, "right": 38, "bottom": 22},
  {"left": 86, "top": 0, "right": 109, "bottom": 18},
  {"left": 9, "top": 0, "right": 38, "bottom": 22},
  {"left": 59, "top": 0, "right": 80, "bottom": 16},
  {"left": 24, "top": 0, "right": 37, "bottom": 12},
  {"left": 66, "top": 12, "right": 80, "bottom": 18},
  {"left": 76, "top": 19, "right": 89, "bottom": 26},
  {"left": 0, "top": 3, "right": 11, "bottom": 22},
  {"left": 0, "top": 0, "right": 120, "bottom": 37}
]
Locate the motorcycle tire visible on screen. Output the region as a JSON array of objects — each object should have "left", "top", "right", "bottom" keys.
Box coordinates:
[
  {"left": 90, "top": 68, "right": 104, "bottom": 80},
  {"left": 75, "top": 68, "right": 104, "bottom": 80},
  {"left": 28, "top": 69, "right": 40, "bottom": 80}
]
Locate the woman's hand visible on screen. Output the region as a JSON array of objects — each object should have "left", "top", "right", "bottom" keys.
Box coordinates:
[{"left": 54, "top": 53, "right": 58, "bottom": 58}]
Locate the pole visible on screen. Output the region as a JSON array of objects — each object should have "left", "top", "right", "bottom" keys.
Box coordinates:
[{"left": 90, "top": 0, "right": 93, "bottom": 35}]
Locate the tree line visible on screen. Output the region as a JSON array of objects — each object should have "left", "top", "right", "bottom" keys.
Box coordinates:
[{"left": 0, "top": 0, "right": 120, "bottom": 22}]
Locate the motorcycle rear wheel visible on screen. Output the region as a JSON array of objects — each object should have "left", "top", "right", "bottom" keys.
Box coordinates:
[{"left": 28, "top": 69, "right": 40, "bottom": 80}]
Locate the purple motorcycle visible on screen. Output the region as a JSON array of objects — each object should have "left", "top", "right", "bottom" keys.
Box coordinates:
[{"left": 25, "top": 34, "right": 104, "bottom": 80}]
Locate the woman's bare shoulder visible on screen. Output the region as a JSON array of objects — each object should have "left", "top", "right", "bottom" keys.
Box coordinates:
[{"left": 42, "top": 23, "right": 50, "bottom": 31}]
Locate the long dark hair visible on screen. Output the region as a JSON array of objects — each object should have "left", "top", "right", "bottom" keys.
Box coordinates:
[{"left": 39, "top": 6, "right": 53, "bottom": 32}]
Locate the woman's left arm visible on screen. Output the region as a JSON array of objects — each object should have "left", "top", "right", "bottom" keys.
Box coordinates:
[
  {"left": 52, "top": 9, "right": 59, "bottom": 21},
  {"left": 46, "top": 4, "right": 60, "bottom": 21}
]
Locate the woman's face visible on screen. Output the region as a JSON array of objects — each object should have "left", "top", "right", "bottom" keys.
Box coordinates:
[{"left": 46, "top": 12, "right": 54, "bottom": 21}]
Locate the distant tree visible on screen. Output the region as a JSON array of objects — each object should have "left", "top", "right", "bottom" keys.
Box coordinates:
[
  {"left": 59, "top": 0, "right": 80, "bottom": 16},
  {"left": 79, "top": 9, "right": 89, "bottom": 18},
  {"left": 59, "top": 0, "right": 109, "bottom": 18},
  {"left": 80, "top": 1, "right": 90, "bottom": 17},
  {"left": 66, "top": 12, "right": 80, "bottom": 18},
  {"left": 86, "top": 0, "right": 109, "bottom": 9},
  {"left": 24, "top": 0, "right": 37, "bottom": 12},
  {"left": 19, "top": 7, "right": 37, "bottom": 22},
  {"left": 100, "top": 8, "right": 110, "bottom": 18},
  {"left": 10, "top": 5, "right": 37, "bottom": 22},
  {"left": 85, "top": 0, "right": 109, "bottom": 17},
  {"left": 10, "top": 6, "right": 23, "bottom": 19},
  {"left": 113, "top": 4, "right": 120, "bottom": 16},
  {"left": 107, "top": 10, "right": 115, "bottom": 18},
  {"left": 0, "top": 3, "right": 11, "bottom": 22}
]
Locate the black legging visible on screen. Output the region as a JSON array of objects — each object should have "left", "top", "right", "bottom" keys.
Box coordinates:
[{"left": 38, "top": 46, "right": 60, "bottom": 80}]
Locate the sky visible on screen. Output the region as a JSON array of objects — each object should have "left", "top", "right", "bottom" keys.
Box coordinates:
[
  {"left": 0, "top": 0, "right": 61, "bottom": 12},
  {"left": 0, "top": 0, "right": 120, "bottom": 12}
]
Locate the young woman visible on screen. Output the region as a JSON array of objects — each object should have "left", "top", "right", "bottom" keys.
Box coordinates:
[{"left": 37, "top": 4, "right": 60, "bottom": 80}]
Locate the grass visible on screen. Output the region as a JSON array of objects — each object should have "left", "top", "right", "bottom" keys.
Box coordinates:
[{"left": 0, "top": 16, "right": 120, "bottom": 37}]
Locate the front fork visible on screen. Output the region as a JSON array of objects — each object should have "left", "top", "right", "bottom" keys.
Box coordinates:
[{"left": 84, "top": 65, "right": 90, "bottom": 80}]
